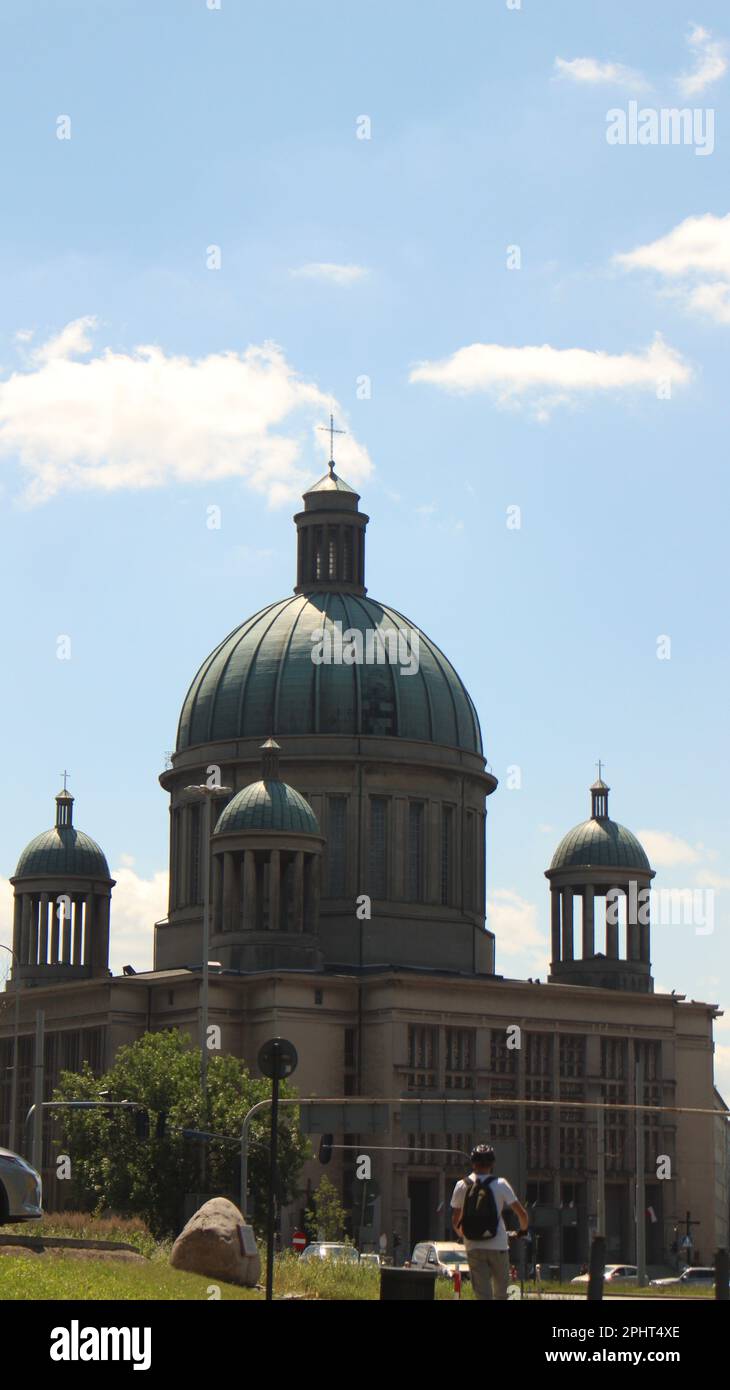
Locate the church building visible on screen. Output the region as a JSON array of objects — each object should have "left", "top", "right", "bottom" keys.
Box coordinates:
[{"left": 1, "top": 457, "right": 726, "bottom": 1269}]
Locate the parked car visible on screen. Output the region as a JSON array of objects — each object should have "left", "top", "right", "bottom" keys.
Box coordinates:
[
  {"left": 299, "top": 1242, "right": 359, "bottom": 1264},
  {"left": 358, "top": 1252, "right": 382, "bottom": 1267},
  {"left": 571, "top": 1264, "right": 638, "bottom": 1284},
  {"left": 410, "top": 1241, "right": 472, "bottom": 1280},
  {"left": 0, "top": 1148, "right": 43, "bottom": 1224},
  {"left": 650, "top": 1266, "right": 716, "bottom": 1288}
]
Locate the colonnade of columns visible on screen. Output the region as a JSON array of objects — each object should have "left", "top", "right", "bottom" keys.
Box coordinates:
[
  {"left": 12, "top": 889, "right": 111, "bottom": 973},
  {"left": 550, "top": 884, "right": 651, "bottom": 965},
  {"left": 211, "top": 847, "right": 320, "bottom": 935}
]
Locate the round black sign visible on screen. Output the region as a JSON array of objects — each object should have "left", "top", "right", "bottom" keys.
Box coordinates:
[{"left": 258, "top": 1037, "right": 298, "bottom": 1079}]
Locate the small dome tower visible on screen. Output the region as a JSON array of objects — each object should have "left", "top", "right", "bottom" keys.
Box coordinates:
[
  {"left": 209, "top": 740, "right": 325, "bottom": 972},
  {"left": 545, "top": 774, "right": 655, "bottom": 993},
  {"left": 10, "top": 786, "right": 115, "bottom": 988}
]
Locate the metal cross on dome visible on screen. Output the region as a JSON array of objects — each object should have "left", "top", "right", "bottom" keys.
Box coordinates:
[
  {"left": 318, "top": 412, "right": 346, "bottom": 475},
  {"left": 595, "top": 759, "right": 605, "bottom": 781},
  {"left": 59, "top": 769, "right": 70, "bottom": 791}
]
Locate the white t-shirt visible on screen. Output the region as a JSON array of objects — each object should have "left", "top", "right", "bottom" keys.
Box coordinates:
[{"left": 450, "top": 1173, "right": 517, "bottom": 1252}]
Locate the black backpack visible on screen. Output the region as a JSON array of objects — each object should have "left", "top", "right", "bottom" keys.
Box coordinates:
[{"left": 460, "top": 1175, "right": 500, "bottom": 1240}]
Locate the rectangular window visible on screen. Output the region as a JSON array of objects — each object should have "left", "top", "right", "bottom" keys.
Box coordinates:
[
  {"left": 406, "top": 1024, "right": 438, "bottom": 1089},
  {"left": 445, "top": 1027, "right": 475, "bottom": 1090},
  {"left": 559, "top": 1034, "right": 586, "bottom": 1079},
  {"left": 369, "top": 797, "right": 388, "bottom": 899},
  {"left": 408, "top": 802, "right": 424, "bottom": 901},
  {"left": 440, "top": 807, "right": 453, "bottom": 906},
  {"left": 327, "top": 797, "right": 347, "bottom": 895}
]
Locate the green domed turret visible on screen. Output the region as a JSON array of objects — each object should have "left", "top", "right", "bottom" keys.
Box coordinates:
[
  {"left": 215, "top": 741, "right": 320, "bottom": 837},
  {"left": 16, "top": 790, "right": 110, "bottom": 879}
]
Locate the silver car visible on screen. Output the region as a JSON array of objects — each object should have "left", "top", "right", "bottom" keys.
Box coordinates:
[{"left": 0, "top": 1148, "right": 43, "bottom": 1223}]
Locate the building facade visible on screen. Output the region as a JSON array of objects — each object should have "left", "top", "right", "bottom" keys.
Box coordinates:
[{"left": 1, "top": 460, "right": 726, "bottom": 1269}]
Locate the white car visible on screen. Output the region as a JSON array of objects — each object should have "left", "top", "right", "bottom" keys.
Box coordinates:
[
  {"left": 571, "top": 1264, "right": 638, "bottom": 1284},
  {"left": 0, "top": 1148, "right": 43, "bottom": 1224},
  {"left": 358, "top": 1252, "right": 382, "bottom": 1267},
  {"left": 651, "top": 1266, "right": 715, "bottom": 1288},
  {"left": 299, "top": 1243, "right": 359, "bottom": 1264},
  {"left": 410, "top": 1241, "right": 472, "bottom": 1280}
]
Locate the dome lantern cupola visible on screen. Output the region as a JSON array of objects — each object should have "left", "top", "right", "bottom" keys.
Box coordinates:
[{"left": 293, "top": 426, "right": 369, "bottom": 597}]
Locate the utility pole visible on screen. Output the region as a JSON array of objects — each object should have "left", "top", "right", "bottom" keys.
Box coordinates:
[
  {"left": 0, "top": 944, "right": 20, "bottom": 1152},
  {"left": 596, "top": 1094, "right": 606, "bottom": 1239},
  {"left": 635, "top": 1053, "right": 646, "bottom": 1285},
  {"left": 31, "top": 1010, "right": 44, "bottom": 1172}
]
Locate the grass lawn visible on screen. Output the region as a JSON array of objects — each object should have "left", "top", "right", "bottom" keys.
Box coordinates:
[{"left": 0, "top": 1256, "right": 256, "bottom": 1301}]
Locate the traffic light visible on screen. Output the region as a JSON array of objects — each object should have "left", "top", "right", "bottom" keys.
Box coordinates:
[
  {"left": 134, "top": 1109, "right": 150, "bottom": 1140},
  {"left": 318, "top": 1133, "right": 334, "bottom": 1164},
  {"left": 156, "top": 1111, "right": 167, "bottom": 1139}
]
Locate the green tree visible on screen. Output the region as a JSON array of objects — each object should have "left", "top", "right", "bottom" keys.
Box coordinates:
[
  {"left": 304, "top": 1175, "right": 349, "bottom": 1241},
  {"left": 52, "top": 1031, "right": 308, "bottom": 1238}
]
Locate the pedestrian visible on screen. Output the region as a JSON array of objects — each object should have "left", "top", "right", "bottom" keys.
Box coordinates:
[{"left": 451, "top": 1143, "right": 528, "bottom": 1301}]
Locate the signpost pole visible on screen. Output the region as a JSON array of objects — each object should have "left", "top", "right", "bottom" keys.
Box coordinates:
[{"left": 265, "top": 1052, "right": 280, "bottom": 1302}]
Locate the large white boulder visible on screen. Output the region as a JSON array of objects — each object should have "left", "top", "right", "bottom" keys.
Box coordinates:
[{"left": 170, "top": 1198, "right": 260, "bottom": 1287}]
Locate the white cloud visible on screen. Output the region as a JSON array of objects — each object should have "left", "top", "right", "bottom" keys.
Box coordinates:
[
  {"left": 488, "top": 889, "right": 547, "bottom": 974},
  {"left": 677, "top": 24, "right": 728, "bottom": 97},
  {"left": 0, "top": 319, "right": 373, "bottom": 505},
  {"left": 290, "top": 262, "right": 369, "bottom": 285},
  {"left": 616, "top": 213, "right": 730, "bottom": 324},
  {"left": 107, "top": 861, "right": 168, "bottom": 976},
  {"left": 636, "top": 830, "right": 703, "bottom": 867},
  {"left": 409, "top": 334, "right": 691, "bottom": 417},
  {"left": 616, "top": 213, "right": 730, "bottom": 278},
  {"left": 554, "top": 56, "right": 648, "bottom": 90}
]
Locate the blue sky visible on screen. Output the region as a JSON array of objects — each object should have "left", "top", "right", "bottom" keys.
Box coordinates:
[{"left": 0, "top": 0, "right": 728, "bottom": 1086}]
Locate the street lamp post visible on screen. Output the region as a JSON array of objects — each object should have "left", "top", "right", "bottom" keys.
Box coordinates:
[
  {"left": 0, "top": 944, "right": 21, "bottom": 1152},
  {"left": 181, "top": 782, "right": 231, "bottom": 1173}
]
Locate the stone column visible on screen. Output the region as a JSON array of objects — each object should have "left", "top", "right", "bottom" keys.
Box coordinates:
[
  {"left": 293, "top": 851, "right": 304, "bottom": 932},
  {"left": 605, "top": 891, "right": 619, "bottom": 959},
  {"left": 222, "top": 851, "right": 235, "bottom": 933},
  {"left": 91, "top": 894, "right": 110, "bottom": 976},
  {"left": 626, "top": 882, "right": 639, "bottom": 961},
  {"left": 305, "top": 856, "right": 321, "bottom": 933},
  {"left": 12, "top": 895, "right": 22, "bottom": 965},
  {"left": 38, "top": 894, "right": 49, "bottom": 966},
  {"left": 61, "top": 900, "right": 72, "bottom": 963},
  {"left": 29, "top": 894, "right": 43, "bottom": 968},
  {"left": 72, "top": 896, "right": 83, "bottom": 965},
  {"left": 84, "top": 892, "right": 94, "bottom": 967},
  {"left": 49, "top": 895, "right": 60, "bottom": 964},
  {"left": 243, "top": 850, "right": 256, "bottom": 930},
  {"left": 269, "top": 850, "right": 281, "bottom": 931},
  {"left": 20, "top": 894, "right": 32, "bottom": 964},
  {"left": 639, "top": 887, "right": 651, "bottom": 963},
  {"left": 551, "top": 889, "right": 561, "bottom": 962},
  {"left": 582, "top": 884, "right": 595, "bottom": 959},
  {"left": 561, "top": 888, "right": 573, "bottom": 961}
]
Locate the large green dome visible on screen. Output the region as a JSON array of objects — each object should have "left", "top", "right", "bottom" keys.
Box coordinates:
[
  {"left": 214, "top": 778, "right": 320, "bottom": 837},
  {"left": 550, "top": 818, "right": 650, "bottom": 872},
  {"left": 177, "top": 593, "right": 483, "bottom": 755},
  {"left": 16, "top": 826, "right": 110, "bottom": 879}
]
